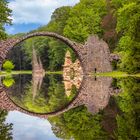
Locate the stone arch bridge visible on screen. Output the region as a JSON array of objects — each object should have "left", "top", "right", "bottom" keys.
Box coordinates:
[
  {"left": 0, "top": 32, "right": 119, "bottom": 118},
  {"left": 0, "top": 31, "right": 118, "bottom": 73}
]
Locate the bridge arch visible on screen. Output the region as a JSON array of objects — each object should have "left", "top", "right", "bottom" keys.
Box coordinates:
[{"left": 0, "top": 31, "right": 85, "bottom": 72}]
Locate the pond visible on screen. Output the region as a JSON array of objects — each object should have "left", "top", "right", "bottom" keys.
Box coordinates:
[{"left": 0, "top": 74, "right": 139, "bottom": 140}]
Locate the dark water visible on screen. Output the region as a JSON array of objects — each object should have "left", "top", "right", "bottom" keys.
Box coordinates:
[{"left": 0, "top": 75, "right": 140, "bottom": 140}]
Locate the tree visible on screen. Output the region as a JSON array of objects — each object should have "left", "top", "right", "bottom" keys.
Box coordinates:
[
  {"left": 0, "top": 109, "right": 13, "bottom": 140},
  {"left": 63, "top": 0, "right": 107, "bottom": 42},
  {"left": 112, "top": 0, "right": 140, "bottom": 73},
  {"left": 114, "top": 77, "right": 140, "bottom": 139},
  {"left": 45, "top": 6, "right": 71, "bottom": 34},
  {"left": 0, "top": 0, "right": 12, "bottom": 39},
  {"left": 2, "top": 60, "right": 15, "bottom": 72},
  {"left": 49, "top": 106, "right": 109, "bottom": 140}
]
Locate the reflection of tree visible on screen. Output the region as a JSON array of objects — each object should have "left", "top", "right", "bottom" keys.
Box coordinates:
[
  {"left": 9, "top": 75, "right": 76, "bottom": 113},
  {"left": 46, "top": 75, "right": 68, "bottom": 111},
  {"left": 48, "top": 77, "right": 140, "bottom": 140},
  {"left": 21, "top": 82, "right": 49, "bottom": 113},
  {"left": 49, "top": 106, "right": 108, "bottom": 140},
  {"left": 114, "top": 78, "right": 140, "bottom": 139},
  {"left": 0, "top": 110, "right": 13, "bottom": 140},
  {"left": 2, "top": 76, "right": 15, "bottom": 88}
]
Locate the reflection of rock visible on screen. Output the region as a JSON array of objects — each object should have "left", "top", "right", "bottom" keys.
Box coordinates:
[
  {"left": 32, "top": 73, "right": 44, "bottom": 101},
  {"left": 63, "top": 50, "right": 83, "bottom": 96},
  {"left": 64, "top": 76, "right": 119, "bottom": 115}
]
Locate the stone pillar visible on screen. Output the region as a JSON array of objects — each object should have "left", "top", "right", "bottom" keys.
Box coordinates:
[{"left": 83, "top": 36, "right": 112, "bottom": 74}]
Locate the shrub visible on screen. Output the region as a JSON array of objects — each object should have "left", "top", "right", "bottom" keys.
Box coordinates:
[
  {"left": 2, "top": 60, "right": 15, "bottom": 72},
  {"left": 2, "top": 76, "right": 15, "bottom": 87}
]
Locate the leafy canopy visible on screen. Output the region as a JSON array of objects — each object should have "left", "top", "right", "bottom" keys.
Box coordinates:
[{"left": 0, "top": 0, "right": 12, "bottom": 39}]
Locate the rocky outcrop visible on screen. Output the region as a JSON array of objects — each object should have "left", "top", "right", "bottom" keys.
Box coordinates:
[{"left": 63, "top": 50, "right": 83, "bottom": 96}]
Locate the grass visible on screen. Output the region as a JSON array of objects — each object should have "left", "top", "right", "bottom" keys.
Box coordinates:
[
  {"left": 0, "top": 70, "right": 63, "bottom": 76},
  {"left": 0, "top": 70, "right": 140, "bottom": 78},
  {"left": 91, "top": 71, "right": 140, "bottom": 78},
  {"left": 45, "top": 71, "right": 63, "bottom": 75}
]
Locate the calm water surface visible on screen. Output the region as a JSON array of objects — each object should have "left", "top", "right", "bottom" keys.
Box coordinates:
[
  {"left": 6, "top": 74, "right": 78, "bottom": 114},
  {"left": 0, "top": 75, "right": 139, "bottom": 140}
]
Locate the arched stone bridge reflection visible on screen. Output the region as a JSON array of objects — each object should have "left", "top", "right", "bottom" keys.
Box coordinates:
[{"left": 0, "top": 76, "right": 119, "bottom": 118}]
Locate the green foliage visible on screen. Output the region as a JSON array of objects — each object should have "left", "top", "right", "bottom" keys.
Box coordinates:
[
  {"left": 68, "top": 85, "right": 77, "bottom": 101},
  {"left": 2, "top": 76, "right": 15, "bottom": 87},
  {"left": 49, "top": 106, "right": 108, "bottom": 140},
  {"left": 45, "top": 6, "right": 71, "bottom": 34},
  {"left": 0, "top": 109, "right": 13, "bottom": 140},
  {"left": 0, "top": 0, "right": 12, "bottom": 39},
  {"left": 7, "top": 43, "right": 32, "bottom": 70},
  {"left": 116, "top": 2, "right": 140, "bottom": 37},
  {"left": 111, "top": 0, "right": 132, "bottom": 9},
  {"left": 113, "top": 0, "right": 140, "bottom": 73},
  {"left": 63, "top": 0, "right": 107, "bottom": 42},
  {"left": 48, "top": 40, "right": 67, "bottom": 70},
  {"left": 2, "top": 60, "right": 15, "bottom": 72},
  {"left": 114, "top": 78, "right": 140, "bottom": 139},
  {"left": 15, "top": 6, "right": 76, "bottom": 71}
]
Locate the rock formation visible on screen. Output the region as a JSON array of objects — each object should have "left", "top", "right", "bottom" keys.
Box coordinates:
[
  {"left": 32, "top": 47, "right": 45, "bottom": 100},
  {"left": 63, "top": 50, "right": 83, "bottom": 96}
]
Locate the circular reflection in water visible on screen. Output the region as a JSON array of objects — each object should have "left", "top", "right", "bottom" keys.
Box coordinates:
[{"left": 3, "top": 74, "right": 82, "bottom": 114}]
